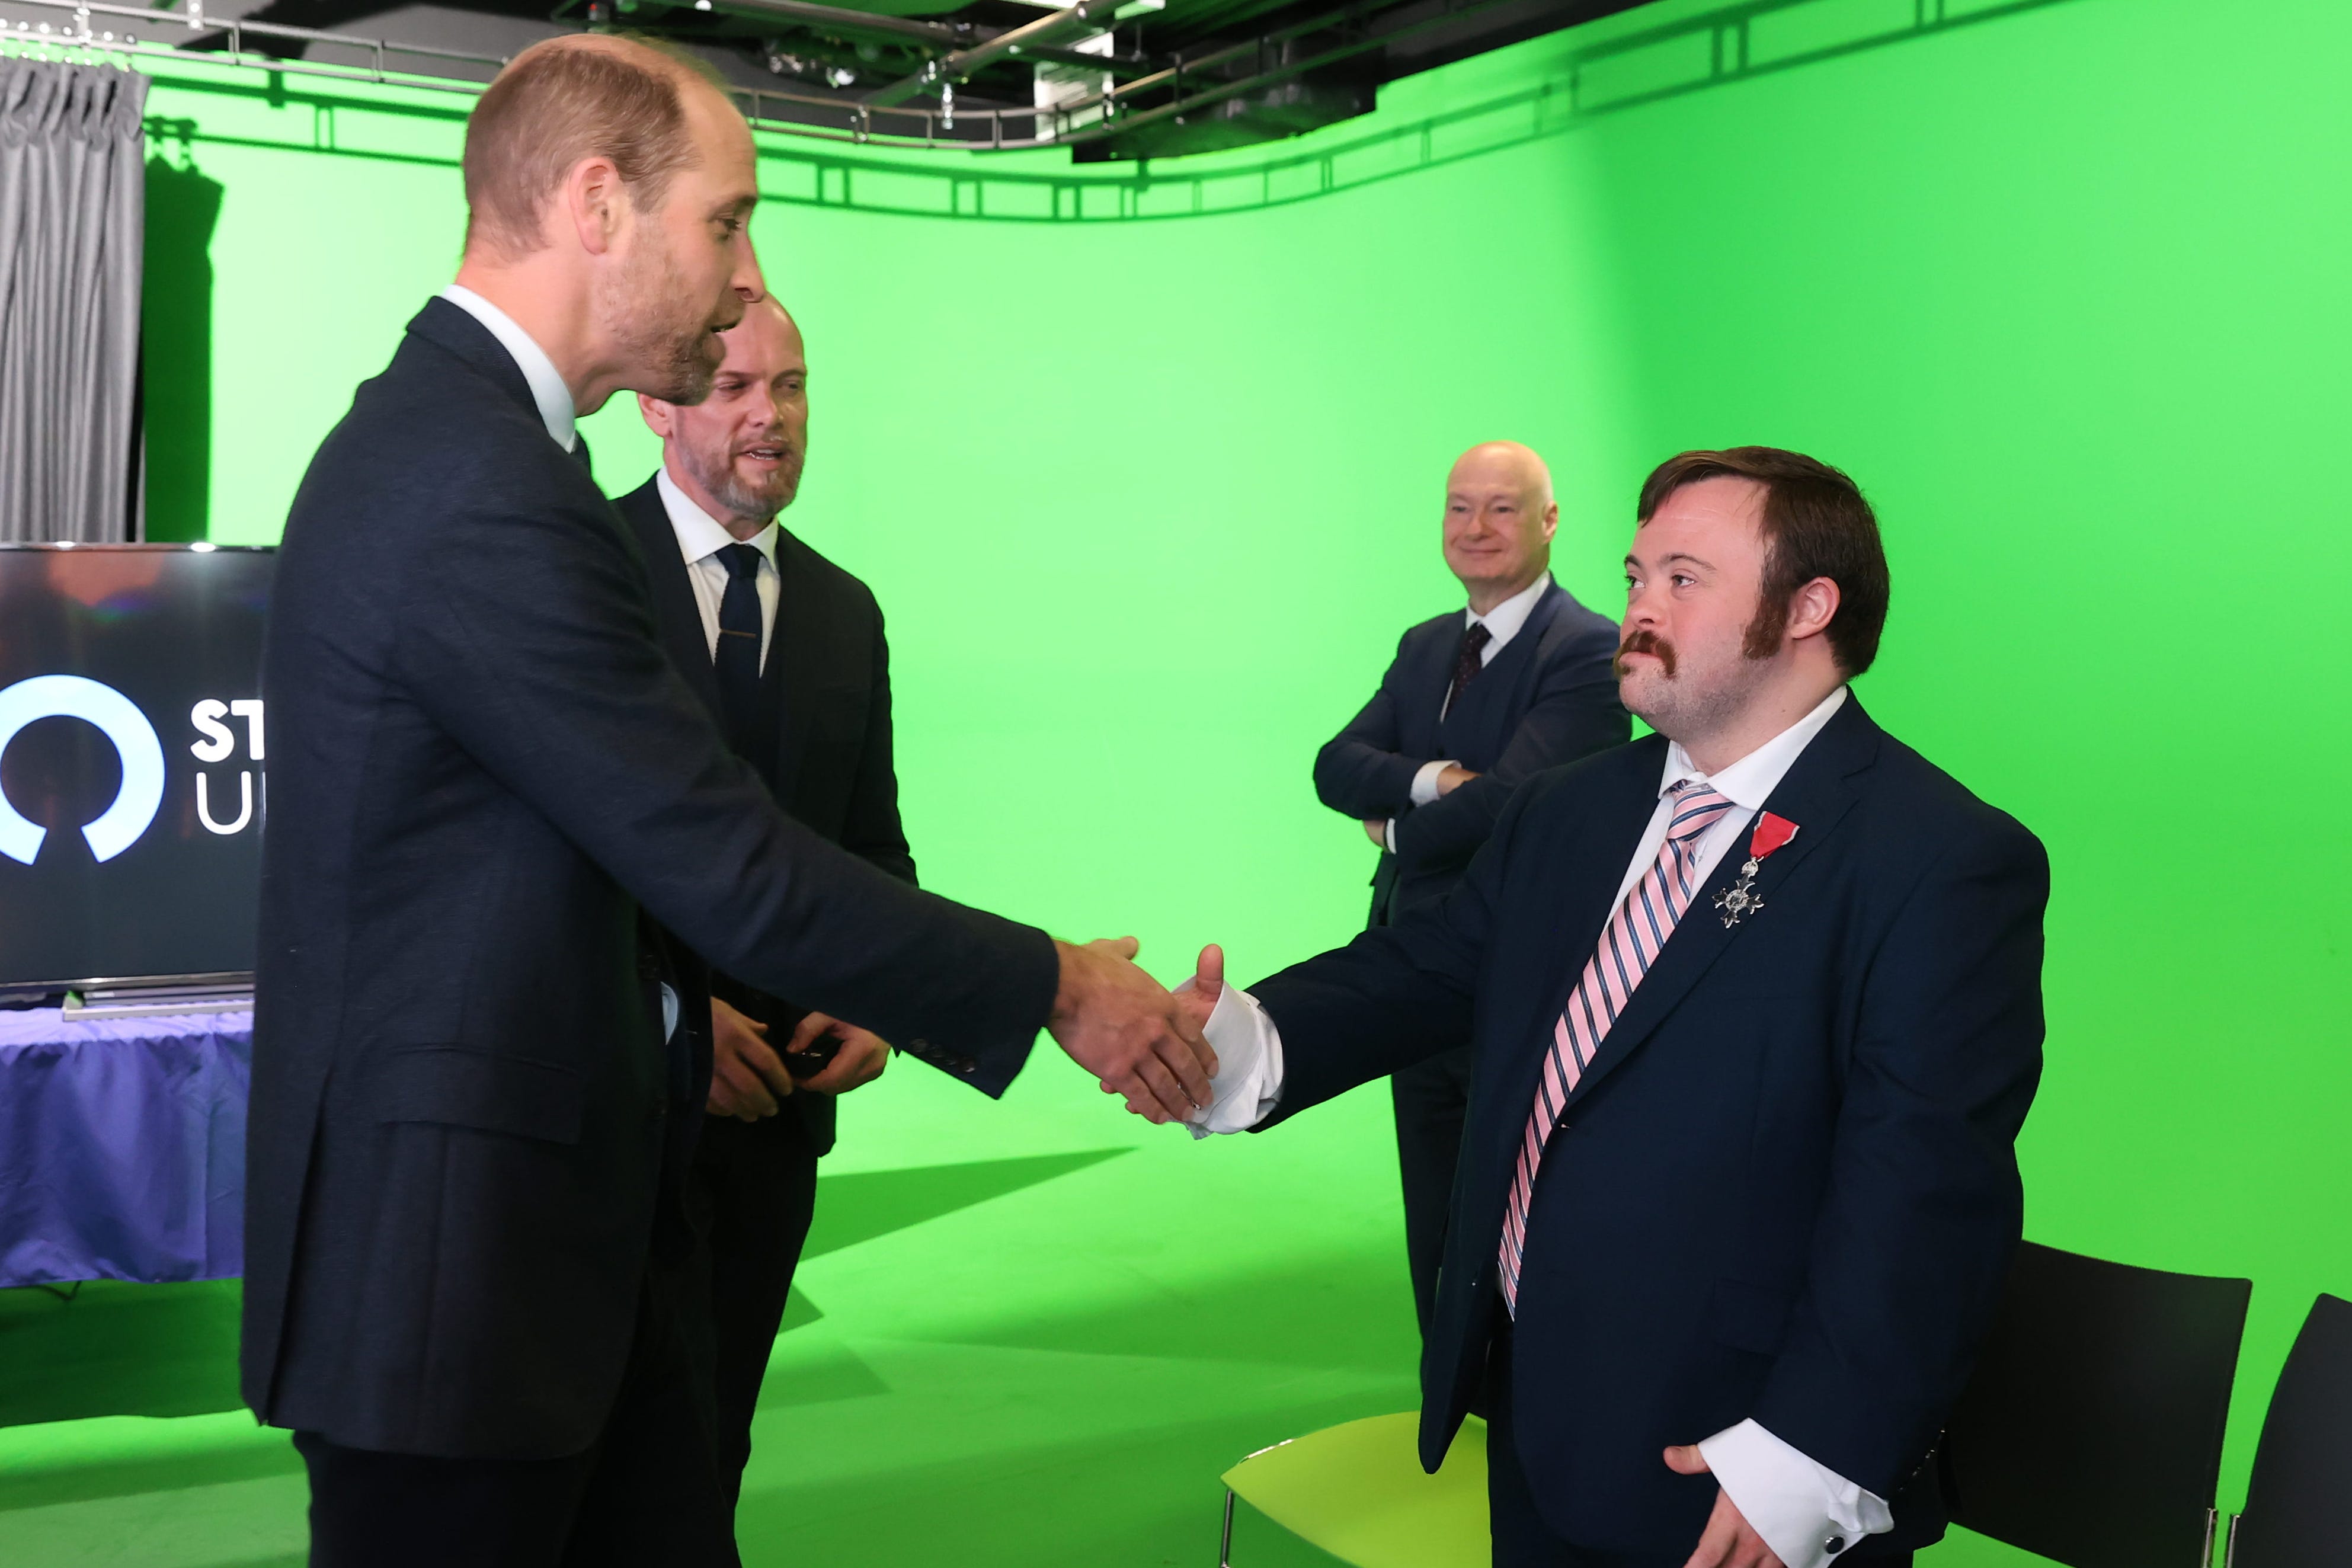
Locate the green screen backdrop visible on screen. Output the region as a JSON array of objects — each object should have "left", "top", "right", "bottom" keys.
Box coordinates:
[{"left": 5, "top": 1, "right": 2347, "bottom": 1563}]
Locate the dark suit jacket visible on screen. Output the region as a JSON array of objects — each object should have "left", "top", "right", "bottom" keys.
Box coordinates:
[
  {"left": 1313, "top": 580, "right": 1627, "bottom": 921},
  {"left": 1257, "top": 695, "right": 2046, "bottom": 1553},
  {"left": 244, "top": 298, "right": 1059, "bottom": 1460},
  {"left": 616, "top": 476, "right": 916, "bottom": 1155}
]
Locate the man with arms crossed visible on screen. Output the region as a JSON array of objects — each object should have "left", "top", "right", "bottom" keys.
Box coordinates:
[
  {"left": 1314, "top": 440, "right": 1626, "bottom": 1337},
  {"left": 1186, "top": 449, "right": 2046, "bottom": 1567},
  {"left": 620, "top": 295, "right": 901, "bottom": 1529},
  {"left": 249, "top": 36, "right": 1211, "bottom": 1567}
]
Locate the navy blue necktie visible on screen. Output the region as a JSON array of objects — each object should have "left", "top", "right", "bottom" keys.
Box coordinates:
[{"left": 713, "top": 543, "right": 764, "bottom": 757}]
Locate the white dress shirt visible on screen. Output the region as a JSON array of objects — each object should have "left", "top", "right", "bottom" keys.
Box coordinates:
[
  {"left": 438, "top": 284, "right": 689, "bottom": 1042},
  {"left": 437, "top": 285, "right": 577, "bottom": 453},
  {"left": 1193, "top": 683, "right": 1891, "bottom": 1568},
  {"left": 1388, "top": 573, "right": 1554, "bottom": 851},
  {"left": 655, "top": 468, "right": 782, "bottom": 670}
]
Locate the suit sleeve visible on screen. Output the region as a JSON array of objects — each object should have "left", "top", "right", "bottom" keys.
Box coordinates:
[
  {"left": 396, "top": 488, "right": 1054, "bottom": 1093},
  {"left": 840, "top": 598, "right": 918, "bottom": 887},
  {"left": 1390, "top": 623, "right": 1627, "bottom": 877},
  {"left": 1313, "top": 634, "right": 1427, "bottom": 820},
  {"left": 1751, "top": 820, "right": 2049, "bottom": 1495},
  {"left": 1246, "top": 775, "right": 1541, "bottom": 1124}
]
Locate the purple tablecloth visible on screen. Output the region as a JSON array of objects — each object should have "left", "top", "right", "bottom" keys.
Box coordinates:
[{"left": 0, "top": 1007, "right": 251, "bottom": 1288}]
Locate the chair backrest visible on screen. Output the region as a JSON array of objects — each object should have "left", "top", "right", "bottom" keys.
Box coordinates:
[
  {"left": 2228, "top": 1293, "right": 2352, "bottom": 1568},
  {"left": 1941, "top": 1240, "right": 2251, "bottom": 1568}
]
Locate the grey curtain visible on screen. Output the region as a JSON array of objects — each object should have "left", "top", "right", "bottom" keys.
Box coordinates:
[{"left": 0, "top": 56, "right": 148, "bottom": 542}]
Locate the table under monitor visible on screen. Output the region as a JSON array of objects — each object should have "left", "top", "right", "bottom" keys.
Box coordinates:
[{"left": 0, "top": 1007, "right": 252, "bottom": 1290}]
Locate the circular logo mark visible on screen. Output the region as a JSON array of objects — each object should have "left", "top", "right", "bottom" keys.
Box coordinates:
[{"left": 0, "top": 675, "right": 167, "bottom": 866}]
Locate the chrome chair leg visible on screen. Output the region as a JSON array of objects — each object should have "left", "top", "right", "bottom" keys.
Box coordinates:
[{"left": 1218, "top": 1487, "right": 1237, "bottom": 1566}]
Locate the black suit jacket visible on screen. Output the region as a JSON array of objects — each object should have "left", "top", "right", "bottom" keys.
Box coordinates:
[
  {"left": 1257, "top": 695, "right": 2046, "bottom": 1553},
  {"left": 616, "top": 476, "right": 916, "bottom": 1154},
  {"left": 244, "top": 299, "right": 1059, "bottom": 1459},
  {"left": 1313, "top": 580, "right": 1627, "bottom": 921}
]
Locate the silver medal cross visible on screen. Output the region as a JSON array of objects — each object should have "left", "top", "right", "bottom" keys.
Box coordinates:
[{"left": 1714, "top": 856, "right": 1765, "bottom": 927}]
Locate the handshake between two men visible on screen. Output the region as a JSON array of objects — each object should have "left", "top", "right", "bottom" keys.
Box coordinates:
[{"left": 708, "top": 934, "right": 1224, "bottom": 1127}]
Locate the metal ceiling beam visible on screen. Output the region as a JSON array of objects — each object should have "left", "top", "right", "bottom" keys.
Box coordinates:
[
  {"left": 695, "top": 0, "right": 974, "bottom": 48},
  {"left": 862, "top": 0, "right": 1122, "bottom": 108}
]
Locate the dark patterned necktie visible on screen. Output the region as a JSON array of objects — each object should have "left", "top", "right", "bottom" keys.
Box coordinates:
[
  {"left": 713, "top": 543, "right": 764, "bottom": 756},
  {"left": 1448, "top": 620, "right": 1493, "bottom": 711}
]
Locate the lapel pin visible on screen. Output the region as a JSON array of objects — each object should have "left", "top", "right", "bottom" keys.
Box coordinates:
[{"left": 1715, "top": 811, "right": 1799, "bottom": 928}]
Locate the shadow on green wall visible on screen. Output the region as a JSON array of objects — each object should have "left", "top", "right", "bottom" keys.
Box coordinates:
[{"left": 141, "top": 132, "right": 225, "bottom": 543}]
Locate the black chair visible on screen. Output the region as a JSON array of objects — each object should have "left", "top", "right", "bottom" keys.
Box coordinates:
[
  {"left": 2223, "top": 1293, "right": 2352, "bottom": 1568},
  {"left": 1940, "top": 1240, "right": 2252, "bottom": 1568}
]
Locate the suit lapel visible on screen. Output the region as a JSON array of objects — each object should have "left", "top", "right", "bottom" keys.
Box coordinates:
[
  {"left": 1398, "top": 618, "right": 1458, "bottom": 757},
  {"left": 766, "top": 531, "right": 831, "bottom": 803},
  {"left": 1555, "top": 696, "right": 1884, "bottom": 1111},
  {"left": 617, "top": 480, "right": 725, "bottom": 723},
  {"left": 1439, "top": 582, "right": 1564, "bottom": 753}
]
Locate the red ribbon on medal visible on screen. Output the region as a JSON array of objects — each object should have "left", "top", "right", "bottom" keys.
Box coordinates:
[
  {"left": 1714, "top": 812, "right": 1799, "bottom": 927},
  {"left": 1749, "top": 812, "right": 1799, "bottom": 862}
]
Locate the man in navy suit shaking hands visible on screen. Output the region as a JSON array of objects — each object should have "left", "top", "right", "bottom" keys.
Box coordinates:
[{"left": 1182, "top": 449, "right": 2046, "bottom": 1568}]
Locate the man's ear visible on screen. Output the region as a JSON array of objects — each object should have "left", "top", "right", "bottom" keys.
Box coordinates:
[
  {"left": 1540, "top": 500, "right": 1560, "bottom": 545},
  {"left": 1785, "top": 575, "right": 1842, "bottom": 645},
  {"left": 636, "top": 392, "right": 674, "bottom": 439},
  {"left": 562, "top": 155, "right": 626, "bottom": 257}
]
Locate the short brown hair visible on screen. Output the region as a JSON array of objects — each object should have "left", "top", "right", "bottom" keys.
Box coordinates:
[
  {"left": 1636, "top": 446, "right": 1891, "bottom": 676},
  {"left": 462, "top": 38, "right": 716, "bottom": 259}
]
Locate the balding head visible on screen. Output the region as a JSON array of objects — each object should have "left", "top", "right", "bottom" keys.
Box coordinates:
[
  {"left": 1442, "top": 440, "right": 1559, "bottom": 612},
  {"left": 463, "top": 34, "right": 731, "bottom": 261}
]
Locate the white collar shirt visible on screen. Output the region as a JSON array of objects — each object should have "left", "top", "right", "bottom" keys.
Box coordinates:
[
  {"left": 1607, "top": 683, "right": 1851, "bottom": 911},
  {"left": 437, "top": 284, "right": 577, "bottom": 453},
  {"left": 657, "top": 467, "right": 782, "bottom": 671}
]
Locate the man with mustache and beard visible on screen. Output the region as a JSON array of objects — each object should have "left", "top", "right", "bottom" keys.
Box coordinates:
[
  {"left": 1177, "top": 449, "right": 2047, "bottom": 1568},
  {"left": 250, "top": 35, "right": 1214, "bottom": 1567},
  {"left": 615, "top": 296, "right": 899, "bottom": 1540}
]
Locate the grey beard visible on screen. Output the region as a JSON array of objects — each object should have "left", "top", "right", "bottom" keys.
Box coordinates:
[{"left": 680, "top": 446, "right": 795, "bottom": 525}]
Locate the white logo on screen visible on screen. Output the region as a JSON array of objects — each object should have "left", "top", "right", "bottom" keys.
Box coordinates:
[{"left": 0, "top": 675, "right": 168, "bottom": 866}]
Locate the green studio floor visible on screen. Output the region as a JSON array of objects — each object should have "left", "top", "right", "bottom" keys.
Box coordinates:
[{"left": 0, "top": 1055, "right": 2056, "bottom": 1567}]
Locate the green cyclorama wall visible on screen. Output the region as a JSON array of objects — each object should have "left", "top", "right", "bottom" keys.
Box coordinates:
[{"left": 95, "top": 0, "right": 2352, "bottom": 1556}]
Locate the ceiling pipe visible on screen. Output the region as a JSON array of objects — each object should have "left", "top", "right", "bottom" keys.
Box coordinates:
[
  {"left": 695, "top": 0, "right": 974, "bottom": 49},
  {"left": 862, "top": 0, "right": 1122, "bottom": 108}
]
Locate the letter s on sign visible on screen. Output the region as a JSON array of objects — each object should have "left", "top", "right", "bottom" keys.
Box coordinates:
[{"left": 191, "top": 699, "right": 235, "bottom": 762}]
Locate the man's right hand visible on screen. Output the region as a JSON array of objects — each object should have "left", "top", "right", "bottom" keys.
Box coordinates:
[
  {"left": 707, "top": 994, "right": 795, "bottom": 1121},
  {"left": 1435, "top": 764, "right": 1481, "bottom": 796},
  {"left": 1048, "top": 937, "right": 1219, "bottom": 1125}
]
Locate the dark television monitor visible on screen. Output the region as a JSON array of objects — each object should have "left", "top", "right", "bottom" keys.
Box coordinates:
[{"left": 0, "top": 543, "right": 275, "bottom": 993}]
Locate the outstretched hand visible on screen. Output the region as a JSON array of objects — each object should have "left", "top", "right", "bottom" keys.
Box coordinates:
[
  {"left": 1662, "top": 1445, "right": 1786, "bottom": 1568},
  {"left": 1048, "top": 937, "right": 1220, "bottom": 1125}
]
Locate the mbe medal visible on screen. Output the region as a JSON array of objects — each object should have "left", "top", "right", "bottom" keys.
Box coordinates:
[
  {"left": 1715, "top": 859, "right": 1765, "bottom": 927},
  {"left": 1715, "top": 812, "right": 1799, "bottom": 929}
]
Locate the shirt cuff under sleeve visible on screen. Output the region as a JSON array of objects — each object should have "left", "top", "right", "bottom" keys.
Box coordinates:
[
  {"left": 1696, "top": 1419, "right": 1892, "bottom": 1568},
  {"left": 1410, "top": 758, "right": 1454, "bottom": 807},
  {"left": 1176, "top": 980, "right": 1284, "bottom": 1138}
]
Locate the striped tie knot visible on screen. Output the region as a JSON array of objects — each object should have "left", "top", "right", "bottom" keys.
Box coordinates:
[{"left": 1666, "top": 780, "right": 1732, "bottom": 844}]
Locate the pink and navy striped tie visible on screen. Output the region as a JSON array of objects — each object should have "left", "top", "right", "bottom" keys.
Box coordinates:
[{"left": 1497, "top": 780, "right": 1735, "bottom": 1313}]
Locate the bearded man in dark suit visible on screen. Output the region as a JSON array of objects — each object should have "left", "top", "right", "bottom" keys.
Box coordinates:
[{"left": 616, "top": 295, "right": 906, "bottom": 1539}]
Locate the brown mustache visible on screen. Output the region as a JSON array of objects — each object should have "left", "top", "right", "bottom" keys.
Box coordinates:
[{"left": 1613, "top": 630, "right": 1676, "bottom": 679}]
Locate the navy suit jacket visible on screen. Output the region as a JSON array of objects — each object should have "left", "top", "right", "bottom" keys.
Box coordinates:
[
  {"left": 1313, "top": 580, "right": 1627, "bottom": 921},
  {"left": 1256, "top": 695, "right": 2046, "bottom": 1553},
  {"left": 617, "top": 475, "right": 923, "bottom": 1155},
  {"left": 244, "top": 299, "right": 1059, "bottom": 1458}
]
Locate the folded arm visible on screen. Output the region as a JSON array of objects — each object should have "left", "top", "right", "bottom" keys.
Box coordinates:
[
  {"left": 1314, "top": 645, "right": 1434, "bottom": 821},
  {"left": 1390, "top": 655, "right": 1627, "bottom": 876}
]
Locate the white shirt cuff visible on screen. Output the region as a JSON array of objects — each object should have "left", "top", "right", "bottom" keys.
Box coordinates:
[
  {"left": 1176, "top": 980, "right": 1284, "bottom": 1138},
  {"left": 1384, "top": 818, "right": 1398, "bottom": 855},
  {"left": 1697, "top": 1420, "right": 1892, "bottom": 1568},
  {"left": 1409, "top": 758, "right": 1455, "bottom": 807}
]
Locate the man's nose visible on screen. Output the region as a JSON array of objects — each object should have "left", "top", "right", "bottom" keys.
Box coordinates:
[{"left": 731, "top": 236, "right": 767, "bottom": 305}]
